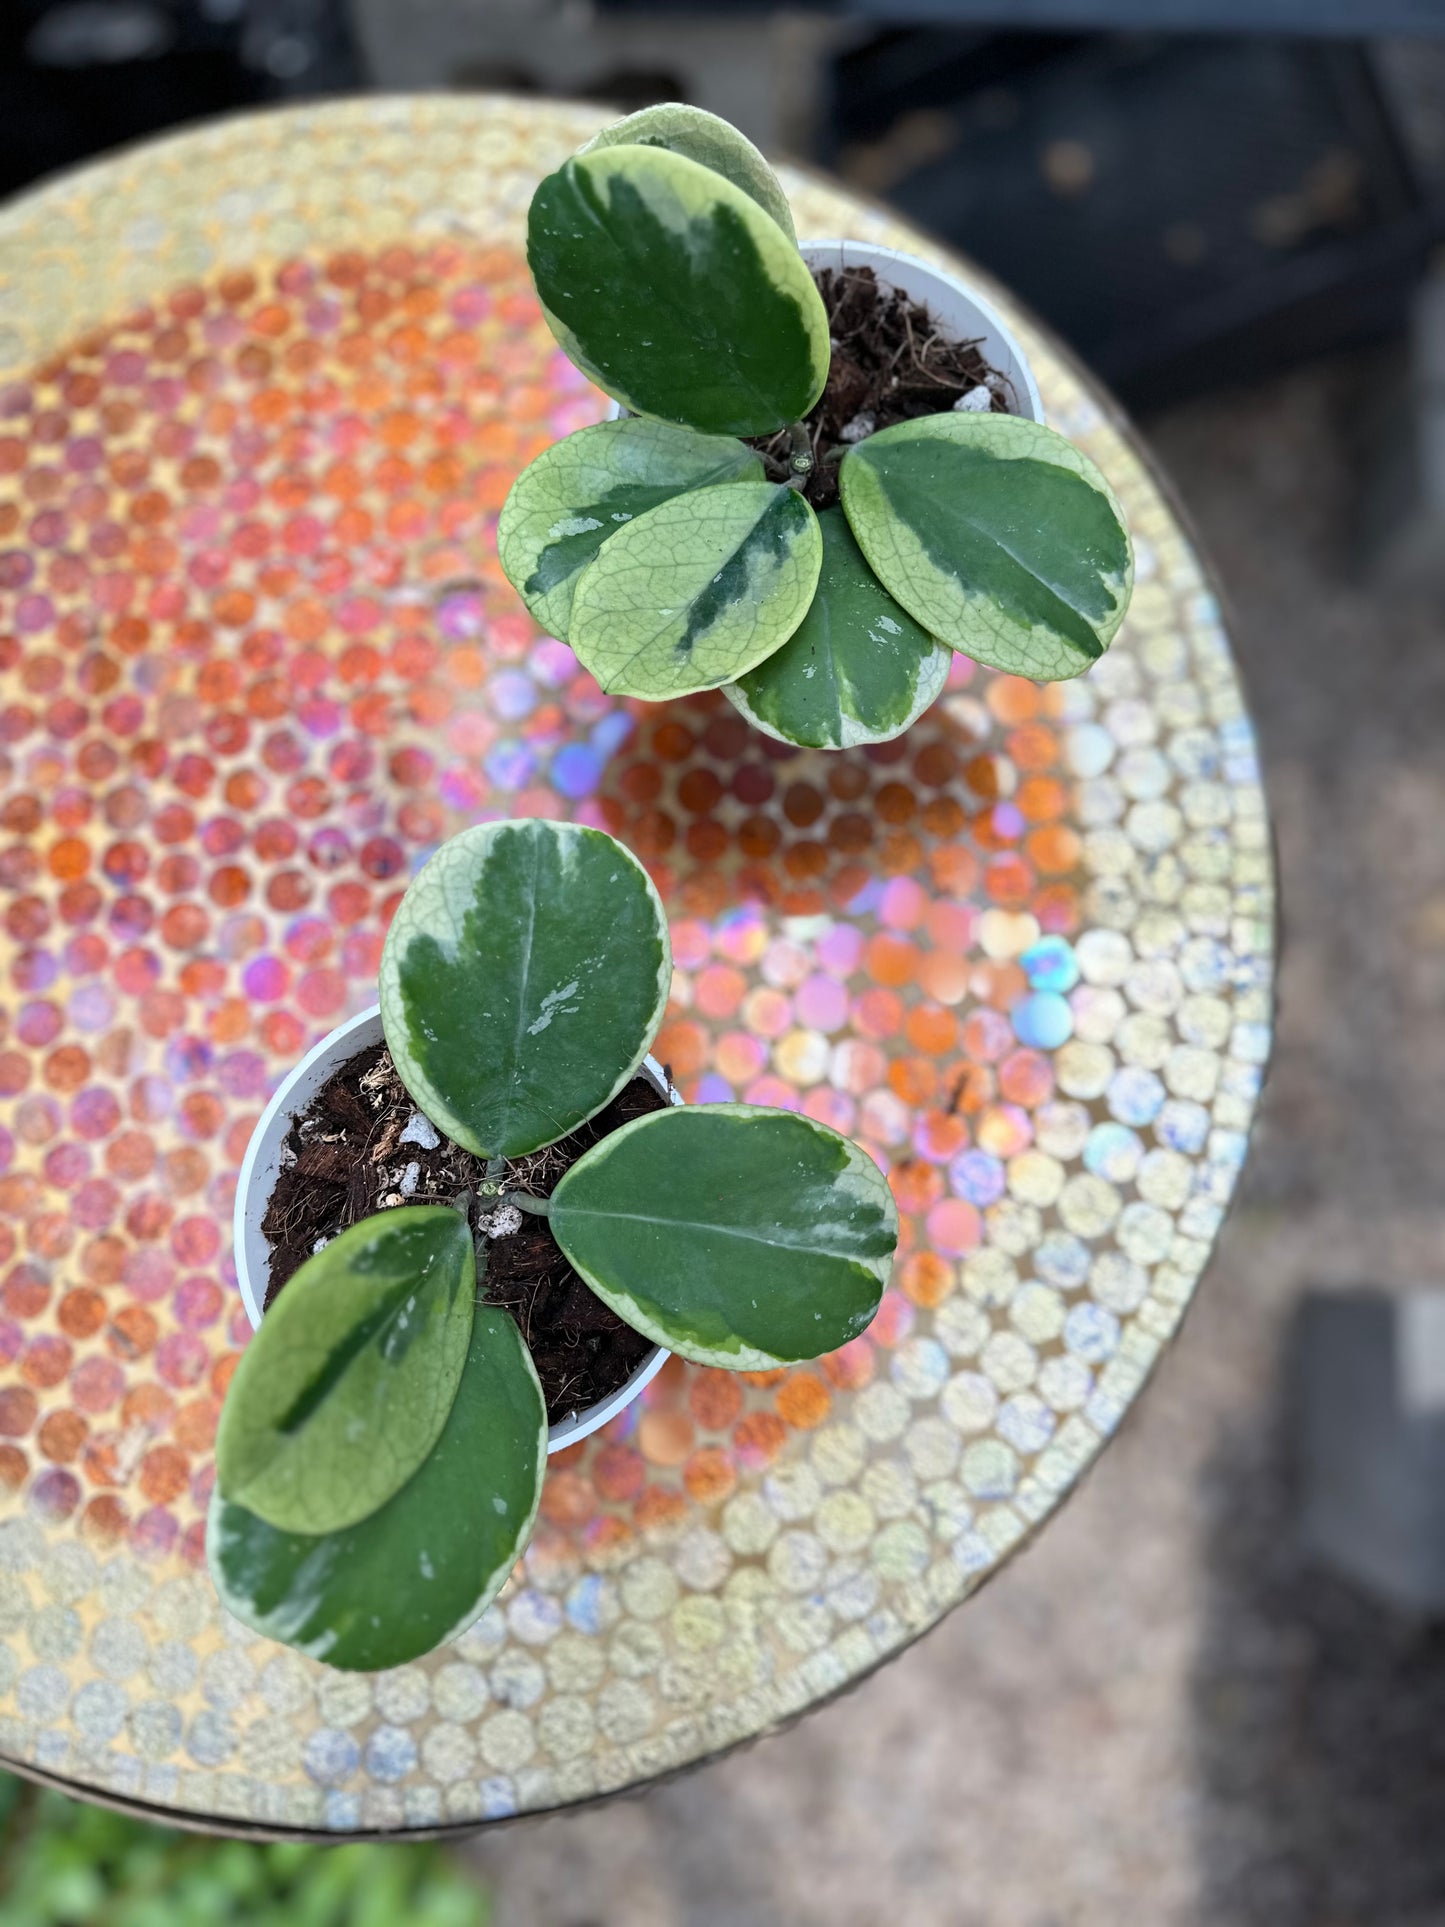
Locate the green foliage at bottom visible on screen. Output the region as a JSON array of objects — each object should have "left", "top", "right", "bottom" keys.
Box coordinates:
[{"left": 0, "top": 1772, "right": 488, "bottom": 1927}]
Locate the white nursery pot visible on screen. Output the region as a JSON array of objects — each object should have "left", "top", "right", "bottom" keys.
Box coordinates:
[
  {"left": 232, "top": 1005, "right": 674, "bottom": 1454},
  {"left": 798, "top": 238, "right": 1045, "bottom": 425},
  {"left": 605, "top": 236, "right": 1044, "bottom": 427}
]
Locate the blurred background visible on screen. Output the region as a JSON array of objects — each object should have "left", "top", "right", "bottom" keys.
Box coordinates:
[{"left": 4, "top": 1, "right": 1445, "bottom": 1922}]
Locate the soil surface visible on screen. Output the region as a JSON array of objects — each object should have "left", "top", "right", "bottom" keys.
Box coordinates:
[
  {"left": 260, "top": 1044, "right": 667, "bottom": 1425},
  {"left": 748, "top": 265, "right": 1013, "bottom": 510}
]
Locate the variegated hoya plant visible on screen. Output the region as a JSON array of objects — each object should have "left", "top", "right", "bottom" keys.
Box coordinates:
[
  {"left": 498, "top": 103, "right": 1135, "bottom": 750},
  {"left": 210, "top": 820, "right": 898, "bottom": 1669}
]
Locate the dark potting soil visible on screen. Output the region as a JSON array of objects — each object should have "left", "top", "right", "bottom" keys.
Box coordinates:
[
  {"left": 260, "top": 1044, "right": 667, "bottom": 1425},
  {"left": 748, "top": 265, "right": 1013, "bottom": 511}
]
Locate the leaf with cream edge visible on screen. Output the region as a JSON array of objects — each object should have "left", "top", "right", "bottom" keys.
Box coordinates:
[
  {"left": 380, "top": 819, "right": 671, "bottom": 1160},
  {"left": 569, "top": 482, "right": 822, "bottom": 701},
  {"left": 580, "top": 101, "right": 797, "bottom": 241},
  {"left": 214, "top": 1208, "right": 474, "bottom": 1536},
  {"left": 497, "top": 417, "right": 763, "bottom": 642},
  {"left": 545, "top": 1105, "right": 898, "bottom": 1369},
  {"left": 724, "top": 506, "right": 952, "bottom": 748},
  {"left": 840, "top": 412, "right": 1133, "bottom": 682},
  {"left": 527, "top": 144, "right": 828, "bottom": 437},
  {"left": 208, "top": 1304, "right": 546, "bottom": 1672}
]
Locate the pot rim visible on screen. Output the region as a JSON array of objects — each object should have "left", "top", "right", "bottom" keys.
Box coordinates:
[
  {"left": 231, "top": 1005, "right": 674, "bottom": 1454},
  {"left": 795, "top": 236, "right": 1045, "bottom": 426}
]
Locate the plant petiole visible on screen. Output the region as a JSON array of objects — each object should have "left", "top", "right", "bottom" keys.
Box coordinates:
[{"left": 504, "top": 1191, "right": 552, "bottom": 1218}]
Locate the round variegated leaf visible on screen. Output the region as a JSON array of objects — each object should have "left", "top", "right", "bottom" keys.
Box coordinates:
[
  {"left": 208, "top": 1304, "right": 546, "bottom": 1672},
  {"left": 214, "top": 1207, "right": 474, "bottom": 1536},
  {"left": 546, "top": 1104, "right": 897, "bottom": 1369},
  {"left": 579, "top": 101, "right": 797, "bottom": 241},
  {"left": 569, "top": 482, "right": 822, "bottom": 701},
  {"left": 840, "top": 412, "right": 1133, "bottom": 682},
  {"left": 527, "top": 145, "right": 828, "bottom": 437},
  {"left": 380, "top": 820, "right": 671, "bottom": 1160},
  {"left": 497, "top": 417, "right": 762, "bottom": 641},
  {"left": 724, "top": 506, "right": 951, "bottom": 748}
]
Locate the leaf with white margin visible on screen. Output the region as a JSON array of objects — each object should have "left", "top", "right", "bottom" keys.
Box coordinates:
[
  {"left": 840, "top": 412, "right": 1133, "bottom": 682},
  {"left": 580, "top": 101, "right": 797, "bottom": 241},
  {"left": 528, "top": 144, "right": 828, "bottom": 437},
  {"left": 569, "top": 482, "right": 822, "bottom": 701},
  {"left": 380, "top": 820, "right": 671, "bottom": 1160},
  {"left": 214, "top": 1207, "right": 474, "bottom": 1536},
  {"left": 724, "top": 506, "right": 952, "bottom": 748},
  {"left": 546, "top": 1104, "right": 897, "bottom": 1369},
  {"left": 208, "top": 1303, "right": 545, "bottom": 1673},
  {"left": 497, "top": 417, "right": 763, "bottom": 641}
]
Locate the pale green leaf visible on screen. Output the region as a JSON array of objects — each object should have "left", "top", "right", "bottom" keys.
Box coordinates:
[
  {"left": 547, "top": 1104, "right": 897, "bottom": 1369},
  {"left": 840, "top": 412, "right": 1134, "bottom": 681},
  {"left": 569, "top": 481, "right": 822, "bottom": 700},
  {"left": 724, "top": 505, "right": 952, "bottom": 748},
  {"left": 580, "top": 101, "right": 797, "bottom": 240},
  {"left": 528, "top": 144, "right": 827, "bottom": 437},
  {"left": 497, "top": 417, "right": 762, "bottom": 640},
  {"left": 214, "top": 1208, "right": 474, "bottom": 1536},
  {"left": 380, "top": 819, "right": 671, "bottom": 1160},
  {"left": 208, "top": 1304, "right": 545, "bottom": 1672}
]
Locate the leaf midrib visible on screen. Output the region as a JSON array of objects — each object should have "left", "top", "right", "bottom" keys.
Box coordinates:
[
  {"left": 501, "top": 829, "right": 543, "bottom": 1139},
  {"left": 273, "top": 1278, "right": 426, "bottom": 1438},
  {"left": 555, "top": 1201, "right": 874, "bottom": 1262},
  {"left": 599, "top": 494, "right": 776, "bottom": 680}
]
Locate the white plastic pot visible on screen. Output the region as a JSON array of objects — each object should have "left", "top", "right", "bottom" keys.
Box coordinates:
[
  {"left": 605, "top": 236, "right": 1044, "bottom": 427},
  {"left": 798, "top": 238, "right": 1045, "bottom": 425},
  {"left": 232, "top": 1006, "right": 673, "bottom": 1454}
]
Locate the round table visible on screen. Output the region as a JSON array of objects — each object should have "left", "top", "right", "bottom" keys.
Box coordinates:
[{"left": 0, "top": 98, "right": 1274, "bottom": 1837}]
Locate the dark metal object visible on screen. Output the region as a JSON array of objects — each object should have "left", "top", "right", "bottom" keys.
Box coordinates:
[
  {"left": 600, "top": 0, "right": 1445, "bottom": 29},
  {"left": 1295, "top": 1291, "right": 1445, "bottom": 1615},
  {"left": 842, "top": 1, "right": 1445, "bottom": 37},
  {"left": 824, "top": 30, "right": 1444, "bottom": 401}
]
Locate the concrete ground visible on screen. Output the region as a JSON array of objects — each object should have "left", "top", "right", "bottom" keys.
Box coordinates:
[{"left": 464, "top": 349, "right": 1445, "bottom": 1926}]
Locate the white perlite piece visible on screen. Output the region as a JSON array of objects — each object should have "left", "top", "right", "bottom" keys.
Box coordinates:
[
  {"left": 399, "top": 1112, "right": 441, "bottom": 1150},
  {"left": 482, "top": 1203, "right": 523, "bottom": 1240},
  {"left": 311, "top": 1235, "right": 331, "bottom": 1254},
  {"left": 399, "top": 1161, "right": 420, "bottom": 1196},
  {"left": 839, "top": 410, "right": 876, "bottom": 443},
  {"left": 954, "top": 385, "right": 992, "bottom": 412}
]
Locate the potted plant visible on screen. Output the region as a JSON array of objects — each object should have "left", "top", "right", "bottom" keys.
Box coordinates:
[
  {"left": 210, "top": 818, "right": 898, "bottom": 1671},
  {"left": 498, "top": 102, "right": 1135, "bottom": 750}
]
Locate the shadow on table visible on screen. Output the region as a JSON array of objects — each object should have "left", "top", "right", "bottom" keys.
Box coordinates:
[{"left": 1190, "top": 1311, "right": 1445, "bottom": 1925}]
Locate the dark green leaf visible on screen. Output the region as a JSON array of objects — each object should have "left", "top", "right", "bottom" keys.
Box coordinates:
[
  {"left": 380, "top": 820, "right": 671, "bottom": 1159},
  {"left": 497, "top": 416, "right": 762, "bottom": 640},
  {"left": 547, "top": 1104, "right": 897, "bottom": 1368},
  {"left": 209, "top": 1305, "right": 545, "bottom": 1671},
  {"left": 725, "top": 505, "right": 952, "bottom": 748},
  {"left": 569, "top": 481, "right": 822, "bottom": 700},
  {"left": 528, "top": 145, "right": 828, "bottom": 437},
  {"left": 213, "top": 1208, "right": 474, "bottom": 1536},
  {"left": 840, "top": 412, "right": 1133, "bottom": 681}
]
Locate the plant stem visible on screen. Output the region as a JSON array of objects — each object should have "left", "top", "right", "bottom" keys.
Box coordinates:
[
  {"left": 504, "top": 1191, "right": 552, "bottom": 1218},
  {"left": 785, "top": 420, "right": 813, "bottom": 487}
]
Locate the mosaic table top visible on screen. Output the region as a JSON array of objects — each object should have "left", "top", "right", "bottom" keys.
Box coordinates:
[{"left": 0, "top": 97, "right": 1274, "bottom": 1836}]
